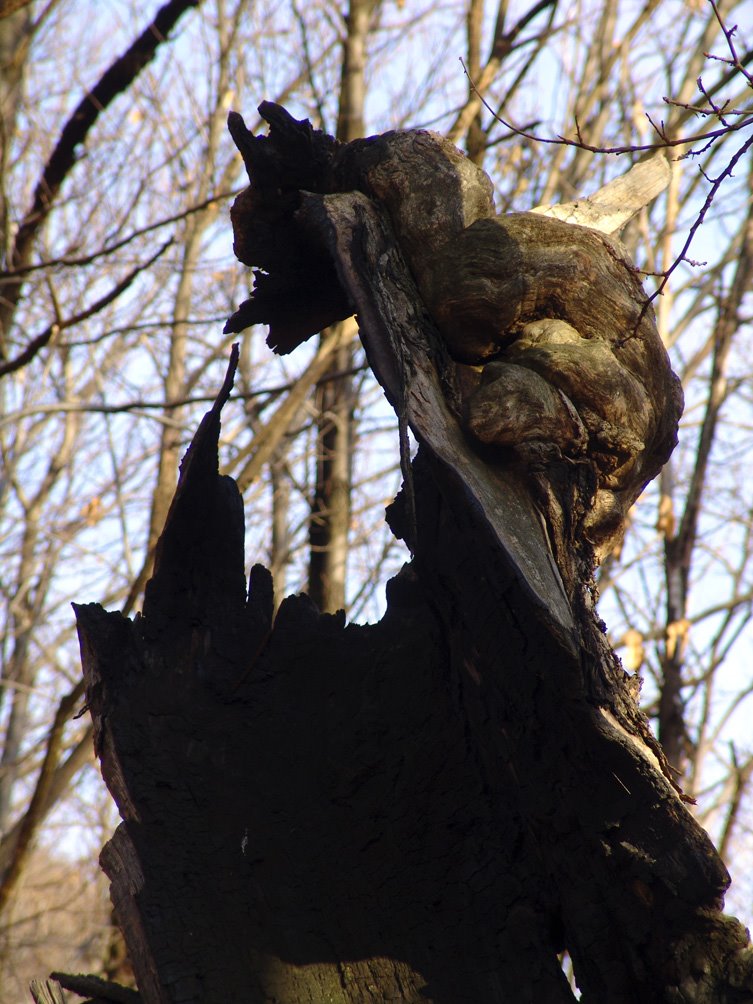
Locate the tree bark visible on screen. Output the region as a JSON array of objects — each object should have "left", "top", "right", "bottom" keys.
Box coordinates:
[
  {"left": 72, "top": 107, "right": 753, "bottom": 1004},
  {"left": 0, "top": 0, "right": 203, "bottom": 358},
  {"left": 308, "top": 0, "right": 378, "bottom": 613}
]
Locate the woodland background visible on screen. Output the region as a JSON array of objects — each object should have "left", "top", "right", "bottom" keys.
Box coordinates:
[{"left": 0, "top": 0, "right": 751, "bottom": 998}]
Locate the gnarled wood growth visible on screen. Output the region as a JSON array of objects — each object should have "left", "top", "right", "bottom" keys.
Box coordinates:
[{"left": 64, "top": 105, "right": 753, "bottom": 1004}]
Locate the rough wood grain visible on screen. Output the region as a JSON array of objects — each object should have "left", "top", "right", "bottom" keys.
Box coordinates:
[
  {"left": 76, "top": 352, "right": 749, "bottom": 1001},
  {"left": 226, "top": 103, "right": 682, "bottom": 562},
  {"left": 76, "top": 415, "right": 580, "bottom": 1001},
  {"left": 70, "top": 105, "right": 753, "bottom": 1004},
  {"left": 531, "top": 152, "right": 671, "bottom": 234},
  {"left": 29, "top": 980, "right": 66, "bottom": 1004},
  {"left": 297, "top": 189, "right": 577, "bottom": 649}
]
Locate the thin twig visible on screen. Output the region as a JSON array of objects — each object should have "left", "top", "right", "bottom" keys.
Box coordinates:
[
  {"left": 461, "top": 58, "right": 752, "bottom": 155},
  {"left": 0, "top": 191, "right": 238, "bottom": 279},
  {"left": 0, "top": 240, "right": 174, "bottom": 378},
  {"left": 652, "top": 131, "right": 753, "bottom": 301}
]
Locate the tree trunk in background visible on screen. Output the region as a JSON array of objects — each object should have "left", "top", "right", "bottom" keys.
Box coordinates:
[
  {"left": 0, "top": 8, "right": 36, "bottom": 829},
  {"left": 0, "top": 3, "right": 31, "bottom": 266},
  {"left": 308, "top": 0, "right": 377, "bottom": 613},
  {"left": 307, "top": 328, "right": 355, "bottom": 612},
  {"left": 659, "top": 165, "right": 753, "bottom": 781},
  {"left": 269, "top": 444, "right": 292, "bottom": 611},
  {"left": 464, "top": 0, "right": 486, "bottom": 164}
]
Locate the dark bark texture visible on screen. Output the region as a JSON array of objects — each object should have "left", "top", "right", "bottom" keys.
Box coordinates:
[{"left": 69, "top": 105, "right": 753, "bottom": 1004}]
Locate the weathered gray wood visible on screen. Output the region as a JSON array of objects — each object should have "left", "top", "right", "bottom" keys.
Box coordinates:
[
  {"left": 532, "top": 151, "right": 671, "bottom": 234},
  {"left": 49, "top": 972, "right": 142, "bottom": 1003},
  {"left": 29, "top": 980, "right": 66, "bottom": 1004}
]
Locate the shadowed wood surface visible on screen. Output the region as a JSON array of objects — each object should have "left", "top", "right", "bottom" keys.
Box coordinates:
[{"left": 70, "top": 106, "right": 753, "bottom": 1004}]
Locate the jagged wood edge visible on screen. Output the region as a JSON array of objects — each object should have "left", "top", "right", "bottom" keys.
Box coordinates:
[{"left": 296, "top": 188, "right": 579, "bottom": 655}]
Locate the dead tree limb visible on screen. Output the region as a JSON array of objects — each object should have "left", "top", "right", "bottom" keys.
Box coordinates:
[{"left": 71, "top": 105, "right": 753, "bottom": 1004}]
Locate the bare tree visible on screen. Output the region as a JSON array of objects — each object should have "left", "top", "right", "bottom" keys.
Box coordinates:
[
  {"left": 65, "top": 103, "right": 753, "bottom": 1003},
  {"left": 306, "top": 2, "right": 380, "bottom": 613},
  {"left": 0, "top": 0, "right": 751, "bottom": 994}
]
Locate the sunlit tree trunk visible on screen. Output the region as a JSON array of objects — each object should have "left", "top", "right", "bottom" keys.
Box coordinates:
[
  {"left": 308, "top": 0, "right": 378, "bottom": 613},
  {"left": 139, "top": 2, "right": 244, "bottom": 603},
  {"left": 0, "top": 3, "right": 31, "bottom": 269},
  {"left": 660, "top": 158, "right": 753, "bottom": 778},
  {"left": 269, "top": 446, "right": 292, "bottom": 610}
]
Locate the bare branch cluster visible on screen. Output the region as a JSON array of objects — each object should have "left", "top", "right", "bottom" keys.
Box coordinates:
[{"left": 0, "top": 0, "right": 752, "bottom": 995}]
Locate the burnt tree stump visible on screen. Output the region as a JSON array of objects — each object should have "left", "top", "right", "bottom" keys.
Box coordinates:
[{"left": 70, "top": 105, "right": 753, "bottom": 1004}]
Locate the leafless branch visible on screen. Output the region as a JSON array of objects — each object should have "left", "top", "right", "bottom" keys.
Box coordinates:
[
  {"left": 709, "top": 0, "right": 753, "bottom": 84},
  {"left": 651, "top": 132, "right": 753, "bottom": 299},
  {"left": 0, "top": 362, "right": 369, "bottom": 428},
  {"left": 1, "top": 191, "right": 237, "bottom": 279},
  {"left": 0, "top": 681, "right": 85, "bottom": 916},
  {"left": 0, "top": 0, "right": 205, "bottom": 355},
  {"left": 0, "top": 239, "right": 173, "bottom": 378},
  {"left": 717, "top": 748, "right": 753, "bottom": 862},
  {"left": 461, "top": 58, "right": 753, "bottom": 155}
]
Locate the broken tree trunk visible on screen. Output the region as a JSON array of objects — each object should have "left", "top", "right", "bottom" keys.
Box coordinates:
[{"left": 70, "top": 106, "right": 753, "bottom": 1004}]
